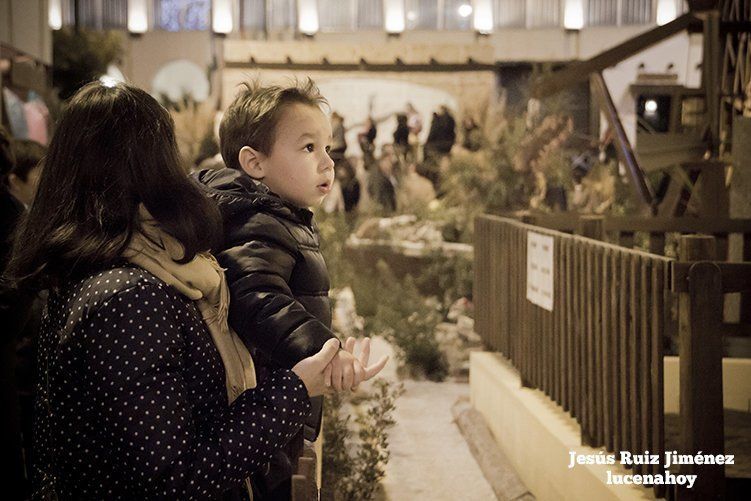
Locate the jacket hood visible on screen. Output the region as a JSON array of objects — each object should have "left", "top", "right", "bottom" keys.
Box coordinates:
[{"left": 193, "top": 167, "right": 314, "bottom": 226}]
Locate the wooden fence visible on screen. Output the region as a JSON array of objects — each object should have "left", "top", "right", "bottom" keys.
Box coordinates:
[
  {"left": 511, "top": 211, "right": 751, "bottom": 325},
  {"left": 473, "top": 214, "right": 751, "bottom": 499},
  {"left": 291, "top": 441, "right": 320, "bottom": 501}
]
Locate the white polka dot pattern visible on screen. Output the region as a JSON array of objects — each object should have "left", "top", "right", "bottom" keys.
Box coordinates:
[{"left": 33, "top": 266, "right": 311, "bottom": 500}]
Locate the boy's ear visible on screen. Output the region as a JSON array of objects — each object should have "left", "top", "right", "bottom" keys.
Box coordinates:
[
  {"left": 238, "top": 146, "right": 266, "bottom": 179},
  {"left": 7, "top": 173, "right": 22, "bottom": 195}
]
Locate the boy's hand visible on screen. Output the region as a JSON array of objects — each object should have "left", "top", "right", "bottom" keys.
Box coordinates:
[
  {"left": 323, "top": 337, "right": 389, "bottom": 391},
  {"left": 291, "top": 338, "right": 341, "bottom": 397}
]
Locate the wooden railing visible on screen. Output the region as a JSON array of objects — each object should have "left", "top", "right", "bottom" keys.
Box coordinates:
[
  {"left": 509, "top": 211, "right": 751, "bottom": 257},
  {"left": 671, "top": 238, "right": 751, "bottom": 500},
  {"left": 473, "top": 214, "right": 751, "bottom": 499},
  {"left": 291, "top": 441, "right": 320, "bottom": 501},
  {"left": 509, "top": 211, "right": 751, "bottom": 323}
]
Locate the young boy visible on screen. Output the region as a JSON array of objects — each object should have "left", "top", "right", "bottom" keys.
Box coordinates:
[{"left": 195, "top": 79, "right": 375, "bottom": 499}]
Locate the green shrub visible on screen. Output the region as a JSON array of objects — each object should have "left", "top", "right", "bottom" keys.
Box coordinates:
[
  {"left": 365, "top": 262, "right": 449, "bottom": 381},
  {"left": 316, "top": 211, "right": 356, "bottom": 289},
  {"left": 415, "top": 251, "right": 474, "bottom": 313},
  {"left": 322, "top": 379, "right": 404, "bottom": 501},
  {"left": 317, "top": 214, "right": 451, "bottom": 380}
]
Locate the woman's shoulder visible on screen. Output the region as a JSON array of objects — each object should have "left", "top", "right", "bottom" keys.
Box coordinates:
[
  {"left": 55, "top": 265, "right": 182, "bottom": 332},
  {"left": 70, "top": 265, "right": 167, "bottom": 299}
]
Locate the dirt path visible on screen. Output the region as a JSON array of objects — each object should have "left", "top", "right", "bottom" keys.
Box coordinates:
[{"left": 368, "top": 338, "right": 497, "bottom": 501}]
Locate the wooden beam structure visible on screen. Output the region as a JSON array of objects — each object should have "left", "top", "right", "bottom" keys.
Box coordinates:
[
  {"left": 590, "top": 72, "right": 655, "bottom": 209},
  {"left": 531, "top": 13, "right": 700, "bottom": 99},
  {"left": 224, "top": 60, "right": 501, "bottom": 72}
]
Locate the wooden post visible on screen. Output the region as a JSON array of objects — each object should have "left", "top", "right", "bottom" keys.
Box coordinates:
[
  {"left": 576, "top": 215, "right": 604, "bottom": 241},
  {"left": 703, "top": 11, "right": 721, "bottom": 158},
  {"left": 649, "top": 232, "right": 666, "bottom": 255},
  {"left": 712, "top": 233, "right": 729, "bottom": 261},
  {"left": 590, "top": 72, "right": 654, "bottom": 209},
  {"left": 520, "top": 212, "right": 537, "bottom": 226},
  {"left": 292, "top": 456, "right": 317, "bottom": 501},
  {"left": 619, "top": 231, "right": 635, "bottom": 249},
  {"left": 677, "top": 235, "right": 725, "bottom": 500},
  {"left": 651, "top": 260, "right": 666, "bottom": 499},
  {"left": 742, "top": 233, "right": 751, "bottom": 324}
]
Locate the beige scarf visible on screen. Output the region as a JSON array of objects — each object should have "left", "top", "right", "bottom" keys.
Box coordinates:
[{"left": 123, "top": 206, "right": 256, "bottom": 404}]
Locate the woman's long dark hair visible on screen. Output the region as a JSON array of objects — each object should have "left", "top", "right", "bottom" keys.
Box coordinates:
[{"left": 5, "top": 81, "right": 221, "bottom": 290}]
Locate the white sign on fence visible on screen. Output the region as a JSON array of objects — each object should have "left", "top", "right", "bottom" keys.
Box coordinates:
[{"left": 527, "top": 231, "right": 554, "bottom": 311}]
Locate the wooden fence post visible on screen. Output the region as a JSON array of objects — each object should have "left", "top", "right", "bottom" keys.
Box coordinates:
[
  {"left": 648, "top": 232, "right": 666, "bottom": 255},
  {"left": 292, "top": 456, "right": 317, "bottom": 501},
  {"left": 576, "top": 215, "right": 604, "bottom": 241},
  {"left": 677, "top": 235, "right": 725, "bottom": 500},
  {"left": 520, "top": 212, "right": 537, "bottom": 226},
  {"left": 742, "top": 232, "right": 751, "bottom": 324}
]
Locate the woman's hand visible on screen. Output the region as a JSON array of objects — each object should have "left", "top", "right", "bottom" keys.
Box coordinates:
[
  {"left": 291, "top": 338, "right": 341, "bottom": 397},
  {"left": 323, "top": 337, "right": 389, "bottom": 391}
]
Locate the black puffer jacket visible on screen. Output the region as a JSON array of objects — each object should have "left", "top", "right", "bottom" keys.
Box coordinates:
[{"left": 194, "top": 168, "right": 336, "bottom": 371}]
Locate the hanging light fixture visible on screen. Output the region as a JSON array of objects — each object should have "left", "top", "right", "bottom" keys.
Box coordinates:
[
  {"left": 298, "top": 0, "right": 319, "bottom": 36},
  {"left": 48, "top": 0, "right": 62, "bottom": 30},
  {"left": 458, "top": 4, "right": 473, "bottom": 18},
  {"left": 472, "top": 0, "right": 493, "bottom": 34},
  {"left": 656, "top": 0, "right": 678, "bottom": 26},
  {"left": 212, "top": 0, "right": 234, "bottom": 35},
  {"left": 563, "top": 0, "right": 584, "bottom": 31},
  {"left": 127, "top": 0, "right": 149, "bottom": 34},
  {"left": 384, "top": 0, "right": 406, "bottom": 35}
]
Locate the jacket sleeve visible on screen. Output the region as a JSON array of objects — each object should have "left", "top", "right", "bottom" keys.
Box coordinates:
[
  {"left": 81, "top": 283, "right": 311, "bottom": 500},
  {"left": 218, "top": 215, "right": 336, "bottom": 369}
]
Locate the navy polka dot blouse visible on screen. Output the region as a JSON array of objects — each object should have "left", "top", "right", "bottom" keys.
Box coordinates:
[{"left": 33, "top": 265, "right": 311, "bottom": 500}]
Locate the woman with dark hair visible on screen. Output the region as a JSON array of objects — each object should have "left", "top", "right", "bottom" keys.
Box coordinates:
[
  {"left": 4, "top": 82, "right": 350, "bottom": 500},
  {"left": 0, "top": 124, "right": 30, "bottom": 500}
]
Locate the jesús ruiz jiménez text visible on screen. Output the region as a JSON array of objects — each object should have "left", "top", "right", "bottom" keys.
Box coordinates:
[{"left": 567, "top": 450, "right": 734, "bottom": 489}]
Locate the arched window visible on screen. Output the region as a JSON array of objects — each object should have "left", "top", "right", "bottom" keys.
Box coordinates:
[
  {"left": 268, "top": 0, "right": 297, "bottom": 30},
  {"left": 622, "top": 0, "right": 653, "bottom": 25},
  {"left": 357, "top": 0, "right": 384, "bottom": 30},
  {"left": 60, "top": 0, "right": 127, "bottom": 29},
  {"left": 587, "top": 0, "right": 618, "bottom": 26},
  {"left": 443, "top": 0, "right": 473, "bottom": 30},
  {"left": 494, "top": 0, "right": 526, "bottom": 28},
  {"left": 154, "top": 0, "right": 210, "bottom": 31},
  {"left": 241, "top": 0, "right": 266, "bottom": 32}
]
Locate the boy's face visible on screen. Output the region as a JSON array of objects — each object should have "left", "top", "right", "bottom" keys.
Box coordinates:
[{"left": 252, "top": 103, "right": 335, "bottom": 208}]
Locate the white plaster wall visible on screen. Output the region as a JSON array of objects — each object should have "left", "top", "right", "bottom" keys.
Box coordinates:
[
  {"left": 470, "top": 352, "right": 656, "bottom": 501},
  {"left": 601, "top": 32, "right": 703, "bottom": 143},
  {"left": 663, "top": 356, "right": 751, "bottom": 414},
  {"left": 469, "top": 352, "right": 751, "bottom": 500}
]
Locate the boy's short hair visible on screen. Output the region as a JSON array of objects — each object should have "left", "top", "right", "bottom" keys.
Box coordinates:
[{"left": 220, "top": 79, "right": 328, "bottom": 170}]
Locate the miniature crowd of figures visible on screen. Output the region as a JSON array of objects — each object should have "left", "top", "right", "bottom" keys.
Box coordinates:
[{"left": 324, "top": 103, "right": 483, "bottom": 216}]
